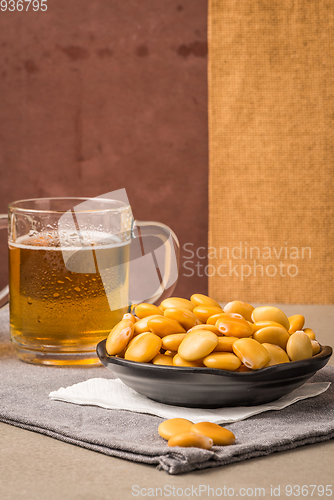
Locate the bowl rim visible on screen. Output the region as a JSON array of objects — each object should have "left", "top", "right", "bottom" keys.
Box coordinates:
[{"left": 96, "top": 340, "right": 332, "bottom": 378}]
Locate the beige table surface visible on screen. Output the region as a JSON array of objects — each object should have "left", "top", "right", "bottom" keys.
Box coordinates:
[{"left": 1, "top": 305, "right": 334, "bottom": 500}]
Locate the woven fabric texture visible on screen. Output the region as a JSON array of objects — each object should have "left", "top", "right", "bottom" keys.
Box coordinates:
[{"left": 208, "top": 0, "right": 334, "bottom": 304}]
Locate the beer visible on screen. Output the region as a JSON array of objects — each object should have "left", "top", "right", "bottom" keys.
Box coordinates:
[{"left": 9, "top": 230, "right": 130, "bottom": 365}]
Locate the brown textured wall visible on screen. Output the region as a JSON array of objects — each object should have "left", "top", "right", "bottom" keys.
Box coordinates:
[{"left": 0, "top": 1, "right": 208, "bottom": 298}]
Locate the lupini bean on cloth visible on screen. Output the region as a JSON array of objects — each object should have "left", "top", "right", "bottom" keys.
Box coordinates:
[
  {"left": 168, "top": 432, "right": 213, "bottom": 449},
  {"left": 158, "top": 418, "right": 193, "bottom": 440},
  {"left": 105, "top": 295, "right": 325, "bottom": 371},
  {"left": 158, "top": 418, "right": 235, "bottom": 450},
  {"left": 190, "top": 422, "right": 235, "bottom": 445},
  {"left": 158, "top": 418, "right": 236, "bottom": 450}
]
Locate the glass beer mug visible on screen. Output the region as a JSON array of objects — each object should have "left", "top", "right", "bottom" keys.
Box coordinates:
[{"left": 0, "top": 195, "right": 179, "bottom": 366}]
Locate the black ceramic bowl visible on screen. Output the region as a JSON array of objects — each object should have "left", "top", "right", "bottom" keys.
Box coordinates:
[{"left": 96, "top": 340, "right": 332, "bottom": 408}]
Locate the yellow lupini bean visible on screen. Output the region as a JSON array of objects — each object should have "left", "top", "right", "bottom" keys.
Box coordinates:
[
  {"left": 223, "top": 301, "right": 254, "bottom": 322},
  {"left": 303, "top": 328, "right": 316, "bottom": 340},
  {"left": 160, "top": 297, "right": 195, "bottom": 311},
  {"left": 262, "top": 343, "right": 290, "bottom": 366},
  {"left": 252, "top": 320, "right": 287, "bottom": 333},
  {"left": 168, "top": 432, "right": 213, "bottom": 450},
  {"left": 173, "top": 353, "right": 204, "bottom": 367},
  {"left": 152, "top": 353, "right": 174, "bottom": 366},
  {"left": 190, "top": 294, "right": 221, "bottom": 308},
  {"left": 311, "top": 340, "right": 321, "bottom": 355},
  {"left": 162, "top": 333, "right": 187, "bottom": 351},
  {"left": 124, "top": 332, "right": 162, "bottom": 363},
  {"left": 288, "top": 314, "right": 305, "bottom": 333},
  {"left": 122, "top": 313, "right": 137, "bottom": 324},
  {"left": 190, "top": 422, "right": 235, "bottom": 446},
  {"left": 252, "top": 326, "right": 290, "bottom": 350},
  {"left": 203, "top": 352, "right": 241, "bottom": 371},
  {"left": 164, "top": 308, "right": 199, "bottom": 330},
  {"left": 251, "top": 306, "right": 290, "bottom": 331},
  {"left": 115, "top": 347, "right": 127, "bottom": 358},
  {"left": 215, "top": 316, "right": 253, "bottom": 338},
  {"left": 158, "top": 418, "right": 193, "bottom": 440},
  {"left": 236, "top": 364, "right": 252, "bottom": 372},
  {"left": 135, "top": 303, "right": 163, "bottom": 319},
  {"left": 134, "top": 315, "right": 163, "bottom": 335},
  {"left": 147, "top": 316, "right": 186, "bottom": 337},
  {"left": 178, "top": 330, "right": 219, "bottom": 361},
  {"left": 286, "top": 331, "right": 313, "bottom": 361},
  {"left": 233, "top": 338, "right": 271, "bottom": 370},
  {"left": 193, "top": 306, "right": 223, "bottom": 323},
  {"left": 207, "top": 313, "right": 231, "bottom": 325},
  {"left": 106, "top": 320, "right": 134, "bottom": 356},
  {"left": 188, "top": 324, "right": 221, "bottom": 336},
  {"left": 164, "top": 350, "right": 177, "bottom": 357},
  {"left": 213, "top": 336, "right": 239, "bottom": 352}
]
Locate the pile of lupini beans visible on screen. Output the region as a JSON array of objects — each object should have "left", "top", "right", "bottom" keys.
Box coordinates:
[
  {"left": 105, "top": 295, "right": 320, "bottom": 371},
  {"left": 158, "top": 418, "right": 235, "bottom": 449}
]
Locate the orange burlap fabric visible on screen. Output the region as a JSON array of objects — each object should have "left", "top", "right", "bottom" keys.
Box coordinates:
[{"left": 208, "top": 0, "right": 334, "bottom": 304}]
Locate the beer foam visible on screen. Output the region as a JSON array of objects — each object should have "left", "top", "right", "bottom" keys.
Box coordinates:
[{"left": 10, "top": 230, "right": 130, "bottom": 251}]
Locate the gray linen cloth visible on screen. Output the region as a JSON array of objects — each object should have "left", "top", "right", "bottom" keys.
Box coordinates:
[{"left": 0, "top": 305, "right": 333, "bottom": 475}]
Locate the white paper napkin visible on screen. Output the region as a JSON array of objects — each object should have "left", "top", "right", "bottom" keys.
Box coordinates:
[{"left": 49, "top": 378, "right": 330, "bottom": 424}]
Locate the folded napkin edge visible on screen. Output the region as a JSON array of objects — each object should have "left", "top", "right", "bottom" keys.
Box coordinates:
[{"left": 48, "top": 380, "right": 331, "bottom": 425}]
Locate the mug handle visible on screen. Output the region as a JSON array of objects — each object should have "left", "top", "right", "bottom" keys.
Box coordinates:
[
  {"left": 0, "top": 214, "right": 9, "bottom": 308},
  {"left": 131, "top": 220, "right": 180, "bottom": 305}
]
